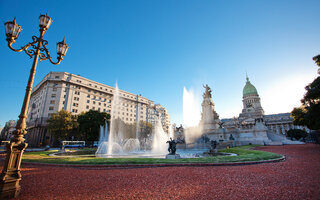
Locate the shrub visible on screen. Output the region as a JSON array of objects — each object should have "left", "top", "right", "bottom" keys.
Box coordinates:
[{"left": 287, "top": 129, "right": 308, "bottom": 140}]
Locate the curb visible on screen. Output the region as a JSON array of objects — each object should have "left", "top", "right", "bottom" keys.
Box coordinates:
[{"left": 21, "top": 156, "right": 286, "bottom": 169}]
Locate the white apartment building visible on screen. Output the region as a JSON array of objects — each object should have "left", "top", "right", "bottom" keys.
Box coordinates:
[{"left": 26, "top": 72, "right": 170, "bottom": 147}]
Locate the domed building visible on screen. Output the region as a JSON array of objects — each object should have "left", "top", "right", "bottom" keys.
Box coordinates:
[
  {"left": 239, "top": 75, "right": 264, "bottom": 120},
  {"left": 197, "top": 76, "right": 307, "bottom": 146}
]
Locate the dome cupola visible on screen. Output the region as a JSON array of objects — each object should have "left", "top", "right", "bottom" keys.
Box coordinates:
[{"left": 243, "top": 75, "right": 258, "bottom": 97}]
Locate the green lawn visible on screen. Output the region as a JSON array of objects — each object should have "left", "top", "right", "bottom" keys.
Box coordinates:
[{"left": 22, "top": 145, "right": 283, "bottom": 165}]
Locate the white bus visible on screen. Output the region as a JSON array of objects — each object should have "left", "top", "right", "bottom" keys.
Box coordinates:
[{"left": 61, "top": 141, "right": 85, "bottom": 148}]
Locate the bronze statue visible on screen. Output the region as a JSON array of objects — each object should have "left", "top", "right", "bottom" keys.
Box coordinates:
[
  {"left": 210, "top": 140, "right": 217, "bottom": 150},
  {"left": 166, "top": 137, "right": 177, "bottom": 155}
]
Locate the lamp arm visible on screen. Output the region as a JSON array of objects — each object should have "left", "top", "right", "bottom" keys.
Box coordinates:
[
  {"left": 39, "top": 39, "right": 62, "bottom": 65},
  {"left": 7, "top": 36, "right": 39, "bottom": 58}
]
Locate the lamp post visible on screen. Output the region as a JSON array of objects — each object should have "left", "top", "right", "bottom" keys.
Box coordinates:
[{"left": 0, "top": 13, "right": 68, "bottom": 199}]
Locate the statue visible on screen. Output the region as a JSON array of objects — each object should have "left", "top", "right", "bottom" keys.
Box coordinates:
[
  {"left": 203, "top": 84, "right": 212, "bottom": 98},
  {"left": 166, "top": 137, "right": 177, "bottom": 155},
  {"left": 229, "top": 134, "right": 235, "bottom": 140},
  {"left": 210, "top": 140, "right": 217, "bottom": 150}
]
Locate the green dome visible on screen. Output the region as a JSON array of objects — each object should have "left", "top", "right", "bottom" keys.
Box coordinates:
[{"left": 243, "top": 76, "right": 258, "bottom": 97}]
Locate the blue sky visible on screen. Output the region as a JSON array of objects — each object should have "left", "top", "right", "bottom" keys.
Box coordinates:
[{"left": 0, "top": 0, "right": 319, "bottom": 127}]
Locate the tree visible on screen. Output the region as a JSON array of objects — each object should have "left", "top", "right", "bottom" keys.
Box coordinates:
[
  {"left": 46, "top": 110, "right": 78, "bottom": 142},
  {"left": 291, "top": 57, "right": 320, "bottom": 130},
  {"left": 291, "top": 106, "right": 307, "bottom": 126},
  {"left": 138, "top": 121, "right": 153, "bottom": 139},
  {"left": 287, "top": 129, "right": 308, "bottom": 141},
  {"left": 77, "top": 110, "right": 110, "bottom": 142}
]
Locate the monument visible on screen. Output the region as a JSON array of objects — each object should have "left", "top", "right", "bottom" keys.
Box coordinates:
[
  {"left": 179, "top": 76, "right": 304, "bottom": 148},
  {"left": 199, "top": 84, "right": 221, "bottom": 138},
  {"left": 165, "top": 138, "right": 181, "bottom": 159}
]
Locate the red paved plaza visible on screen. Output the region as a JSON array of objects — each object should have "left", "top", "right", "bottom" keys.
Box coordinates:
[{"left": 7, "top": 144, "right": 320, "bottom": 199}]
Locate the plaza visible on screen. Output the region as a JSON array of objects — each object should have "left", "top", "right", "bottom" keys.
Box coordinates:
[
  {"left": 3, "top": 144, "right": 319, "bottom": 200},
  {"left": 1, "top": 1, "right": 320, "bottom": 199}
]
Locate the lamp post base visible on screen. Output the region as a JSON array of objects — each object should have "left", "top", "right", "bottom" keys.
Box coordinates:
[
  {"left": 0, "top": 141, "right": 27, "bottom": 199},
  {"left": 0, "top": 179, "right": 21, "bottom": 199}
]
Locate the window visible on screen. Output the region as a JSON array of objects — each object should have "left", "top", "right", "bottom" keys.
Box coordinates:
[
  {"left": 51, "top": 94, "right": 56, "bottom": 98},
  {"left": 99, "top": 102, "right": 101, "bottom": 106},
  {"left": 87, "top": 100, "right": 90, "bottom": 103},
  {"left": 53, "top": 88, "right": 57, "bottom": 91},
  {"left": 73, "top": 103, "right": 79, "bottom": 107},
  {"left": 98, "top": 108, "right": 101, "bottom": 111},
  {"left": 86, "top": 105, "right": 89, "bottom": 109},
  {"left": 92, "top": 107, "right": 95, "bottom": 110},
  {"left": 93, "top": 101, "right": 96, "bottom": 104},
  {"left": 50, "top": 100, "right": 55, "bottom": 104},
  {"left": 49, "top": 106, "right": 54, "bottom": 110},
  {"left": 88, "top": 89, "right": 91, "bottom": 92},
  {"left": 74, "top": 97, "right": 79, "bottom": 101},
  {"left": 55, "top": 76, "right": 60, "bottom": 79}
]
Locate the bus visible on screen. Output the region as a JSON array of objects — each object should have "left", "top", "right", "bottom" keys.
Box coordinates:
[{"left": 61, "top": 141, "right": 85, "bottom": 149}]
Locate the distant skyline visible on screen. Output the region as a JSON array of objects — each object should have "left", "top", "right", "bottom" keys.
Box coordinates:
[{"left": 0, "top": 0, "right": 319, "bottom": 127}]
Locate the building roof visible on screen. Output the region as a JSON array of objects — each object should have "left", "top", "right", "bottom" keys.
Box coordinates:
[{"left": 243, "top": 75, "right": 258, "bottom": 97}]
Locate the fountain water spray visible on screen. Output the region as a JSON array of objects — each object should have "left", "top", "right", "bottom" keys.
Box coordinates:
[
  {"left": 96, "top": 121, "right": 109, "bottom": 155},
  {"left": 152, "top": 116, "right": 169, "bottom": 154},
  {"left": 183, "top": 87, "right": 202, "bottom": 143}
]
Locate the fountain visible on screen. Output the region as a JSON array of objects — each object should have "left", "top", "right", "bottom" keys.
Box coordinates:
[
  {"left": 95, "top": 84, "right": 211, "bottom": 158},
  {"left": 96, "top": 83, "right": 169, "bottom": 157},
  {"left": 151, "top": 116, "right": 169, "bottom": 154},
  {"left": 183, "top": 87, "right": 203, "bottom": 144},
  {"left": 95, "top": 121, "right": 109, "bottom": 155}
]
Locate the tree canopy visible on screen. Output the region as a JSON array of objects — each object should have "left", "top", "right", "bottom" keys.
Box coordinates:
[
  {"left": 77, "top": 110, "right": 110, "bottom": 142},
  {"left": 291, "top": 76, "right": 320, "bottom": 130},
  {"left": 287, "top": 129, "right": 308, "bottom": 141},
  {"left": 46, "top": 109, "right": 78, "bottom": 142}
]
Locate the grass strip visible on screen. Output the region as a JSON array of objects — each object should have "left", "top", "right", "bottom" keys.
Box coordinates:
[{"left": 22, "top": 145, "right": 282, "bottom": 165}]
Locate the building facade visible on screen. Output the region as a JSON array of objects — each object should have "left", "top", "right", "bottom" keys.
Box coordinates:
[
  {"left": 26, "top": 72, "right": 170, "bottom": 147},
  {"left": 223, "top": 75, "right": 310, "bottom": 135},
  {"left": 0, "top": 120, "right": 17, "bottom": 141},
  {"left": 176, "top": 76, "right": 308, "bottom": 146}
]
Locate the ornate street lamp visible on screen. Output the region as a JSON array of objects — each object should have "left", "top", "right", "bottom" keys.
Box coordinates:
[{"left": 0, "top": 13, "right": 68, "bottom": 199}]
